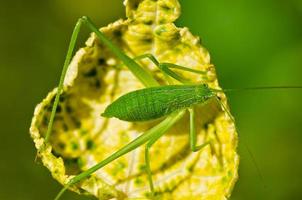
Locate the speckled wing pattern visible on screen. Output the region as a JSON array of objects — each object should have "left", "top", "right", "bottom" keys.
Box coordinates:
[{"left": 30, "top": 0, "right": 239, "bottom": 199}]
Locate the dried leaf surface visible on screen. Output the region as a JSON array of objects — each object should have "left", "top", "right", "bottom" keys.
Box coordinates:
[{"left": 30, "top": 0, "right": 239, "bottom": 199}]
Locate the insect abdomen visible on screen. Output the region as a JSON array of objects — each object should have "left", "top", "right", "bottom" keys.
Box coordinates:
[{"left": 102, "top": 85, "right": 213, "bottom": 122}]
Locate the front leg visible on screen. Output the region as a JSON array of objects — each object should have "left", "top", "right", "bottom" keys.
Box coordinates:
[{"left": 188, "top": 108, "right": 210, "bottom": 152}]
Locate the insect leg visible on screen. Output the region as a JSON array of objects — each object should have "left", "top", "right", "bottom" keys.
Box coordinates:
[
  {"left": 133, "top": 54, "right": 208, "bottom": 75},
  {"left": 80, "top": 16, "right": 159, "bottom": 88},
  {"left": 42, "top": 17, "right": 159, "bottom": 146},
  {"left": 133, "top": 54, "right": 160, "bottom": 66},
  {"left": 213, "top": 96, "right": 235, "bottom": 122},
  {"left": 188, "top": 108, "right": 211, "bottom": 152},
  {"left": 54, "top": 110, "right": 186, "bottom": 200},
  {"left": 159, "top": 63, "right": 192, "bottom": 84},
  {"left": 132, "top": 54, "right": 174, "bottom": 84},
  {"left": 134, "top": 55, "right": 205, "bottom": 84},
  {"left": 133, "top": 54, "right": 211, "bottom": 84},
  {"left": 134, "top": 54, "right": 209, "bottom": 83},
  {"left": 161, "top": 62, "right": 208, "bottom": 75},
  {"left": 144, "top": 125, "right": 169, "bottom": 196},
  {"left": 42, "top": 17, "right": 84, "bottom": 148},
  {"left": 161, "top": 62, "right": 214, "bottom": 83},
  {"left": 132, "top": 54, "right": 193, "bottom": 84}
]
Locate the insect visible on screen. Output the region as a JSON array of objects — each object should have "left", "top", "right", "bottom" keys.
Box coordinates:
[{"left": 35, "top": 16, "right": 301, "bottom": 200}]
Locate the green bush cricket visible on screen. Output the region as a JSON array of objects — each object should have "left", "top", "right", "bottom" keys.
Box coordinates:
[{"left": 35, "top": 16, "right": 301, "bottom": 200}]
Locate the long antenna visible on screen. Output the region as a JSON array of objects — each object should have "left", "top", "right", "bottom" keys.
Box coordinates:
[
  {"left": 213, "top": 86, "right": 302, "bottom": 93},
  {"left": 210, "top": 85, "right": 302, "bottom": 190},
  {"left": 214, "top": 96, "right": 267, "bottom": 189}
]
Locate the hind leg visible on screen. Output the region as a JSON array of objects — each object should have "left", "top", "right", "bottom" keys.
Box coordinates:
[{"left": 144, "top": 129, "right": 167, "bottom": 196}]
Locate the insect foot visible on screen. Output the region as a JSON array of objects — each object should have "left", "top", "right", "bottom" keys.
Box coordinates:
[{"left": 30, "top": 0, "right": 238, "bottom": 199}]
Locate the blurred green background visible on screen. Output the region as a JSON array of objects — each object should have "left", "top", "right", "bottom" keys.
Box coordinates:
[{"left": 0, "top": 0, "right": 301, "bottom": 199}]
